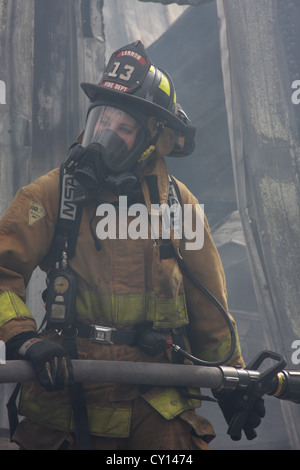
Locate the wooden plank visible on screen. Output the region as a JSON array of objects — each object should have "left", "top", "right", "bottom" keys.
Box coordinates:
[{"left": 0, "top": 0, "right": 34, "bottom": 208}]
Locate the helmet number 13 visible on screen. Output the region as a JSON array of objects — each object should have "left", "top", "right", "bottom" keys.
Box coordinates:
[{"left": 108, "top": 61, "right": 135, "bottom": 81}]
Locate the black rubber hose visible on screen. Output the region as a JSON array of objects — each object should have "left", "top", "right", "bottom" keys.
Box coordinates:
[{"left": 176, "top": 255, "right": 237, "bottom": 366}]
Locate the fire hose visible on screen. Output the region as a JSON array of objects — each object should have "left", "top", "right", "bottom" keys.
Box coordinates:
[
  {"left": 1, "top": 349, "right": 300, "bottom": 400},
  {"left": 1, "top": 350, "right": 300, "bottom": 440}
]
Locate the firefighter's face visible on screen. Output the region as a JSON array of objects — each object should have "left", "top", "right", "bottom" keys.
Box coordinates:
[
  {"left": 93, "top": 107, "right": 139, "bottom": 151},
  {"left": 81, "top": 104, "right": 147, "bottom": 176}
]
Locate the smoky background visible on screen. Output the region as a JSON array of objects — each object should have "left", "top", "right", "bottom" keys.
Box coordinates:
[{"left": 0, "top": 0, "right": 300, "bottom": 449}]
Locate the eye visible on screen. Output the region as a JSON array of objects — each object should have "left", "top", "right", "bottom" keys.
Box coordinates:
[{"left": 118, "top": 125, "right": 136, "bottom": 135}]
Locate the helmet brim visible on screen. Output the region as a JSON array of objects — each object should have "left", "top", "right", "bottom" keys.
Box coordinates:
[{"left": 80, "top": 82, "right": 192, "bottom": 135}]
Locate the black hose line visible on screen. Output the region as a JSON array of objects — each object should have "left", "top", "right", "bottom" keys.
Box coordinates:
[{"left": 176, "top": 255, "right": 237, "bottom": 367}]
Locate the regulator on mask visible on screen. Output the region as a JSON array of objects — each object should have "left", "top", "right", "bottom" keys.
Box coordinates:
[{"left": 65, "top": 104, "right": 155, "bottom": 196}]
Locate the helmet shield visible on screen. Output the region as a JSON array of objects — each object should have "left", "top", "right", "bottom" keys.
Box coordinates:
[
  {"left": 101, "top": 42, "right": 151, "bottom": 95},
  {"left": 82, "top": 105, "right": 147, "bottom": 173}
]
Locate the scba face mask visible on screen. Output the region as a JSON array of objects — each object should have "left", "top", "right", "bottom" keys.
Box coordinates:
[
  {"left": 67, "top": 105, "right": 150, "bottom": 195},
  {"left": 82, "top": 105, "right": 148, "bottom": 173}
]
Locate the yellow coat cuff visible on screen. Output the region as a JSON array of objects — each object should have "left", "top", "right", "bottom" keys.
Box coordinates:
[{"left": 0, "top": 291, "right": 34, "bottom": 328}]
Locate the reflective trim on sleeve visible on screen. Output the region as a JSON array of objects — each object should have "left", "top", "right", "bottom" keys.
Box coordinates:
[
  {"left": 195, "top": 328, "right": 243, "bottom": 366},
  {"left": 0, "top": 291, "right": 34, "bottom": 328}
]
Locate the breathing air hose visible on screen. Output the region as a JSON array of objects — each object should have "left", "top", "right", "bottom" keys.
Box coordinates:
[{"left": 174, "top": 254, "right": 237, "bottom": 367}]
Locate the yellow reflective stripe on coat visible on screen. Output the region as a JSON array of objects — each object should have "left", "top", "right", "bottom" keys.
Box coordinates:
[
  {"left": 19, "top": 388, "right": 132, "bottom": 438},
  {"left": 142, "top": 387, "right": 202, "bottom": 420},
  {"left": 19, "top": 386, "right": 200, "bottom": 436},
  {"left": 0, "top": 291, "right": 34, "bottom": 328},
  {"left": 195, "top": 329, "right": 243, "bottom": 366},
  {"left": 75, "top": 291, "right": 189, "bottom": 328}
]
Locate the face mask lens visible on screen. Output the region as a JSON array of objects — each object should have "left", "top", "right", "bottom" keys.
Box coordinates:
[{"left": 82, "top": 105, "right": 146, "bottom": 172}]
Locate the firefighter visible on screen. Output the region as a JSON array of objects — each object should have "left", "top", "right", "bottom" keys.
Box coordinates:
[{"left": 0, "top": 41, "right": 265, "bottom": 450}]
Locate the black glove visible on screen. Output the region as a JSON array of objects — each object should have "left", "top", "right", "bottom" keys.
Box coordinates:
[
  {"left": 213, "top": 387, "right": 266, "bottom": 441},
  {"left": 6, "top": 331, "right": 73, "bottom": 391}
]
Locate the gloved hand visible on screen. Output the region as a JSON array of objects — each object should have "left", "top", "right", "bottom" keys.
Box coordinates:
[
  {"left": 6, "top": 331, "right": 73, "bottom": 391},
  {"left": 213, "top": 387, "right": 266, "bottom": 441}
]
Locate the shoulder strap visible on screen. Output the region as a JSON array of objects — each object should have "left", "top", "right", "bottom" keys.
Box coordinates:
[
  {"left": 54, "top": 164, "right": 83, "bottom": 259},
  {"left": 51, "top": 166, "right": 93, "bottom": 449},
  {"left": 55, "top": 171, "right": 182, "bottom": 260},
  {"left": 144, "top": 174, "right": 182, "bottom": 260},
  {"left": 168, "top": 174, "right": 182, "bottom": 208}
]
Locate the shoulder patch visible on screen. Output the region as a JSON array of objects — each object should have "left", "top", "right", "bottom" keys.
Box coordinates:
[{"left": 29, "top": 201, "right": 47, "bottom": 225}]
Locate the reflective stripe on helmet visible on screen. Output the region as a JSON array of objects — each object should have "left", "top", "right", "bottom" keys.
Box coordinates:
[{"left": 158, "top": 72, "right": 171, "bottom": 97}]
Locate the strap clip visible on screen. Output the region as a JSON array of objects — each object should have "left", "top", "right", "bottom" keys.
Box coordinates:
[{"left": 90, "top": 325, "right": 116, "bottom": 344}]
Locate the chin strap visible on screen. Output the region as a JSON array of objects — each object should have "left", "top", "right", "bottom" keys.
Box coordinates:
[{"left": 138, "top": 121, "right": 165, "bottom": 163}]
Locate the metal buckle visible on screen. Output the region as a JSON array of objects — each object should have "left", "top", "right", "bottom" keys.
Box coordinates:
[{"left": 90, "top": 325, "right": 116, "bottom": 344}]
